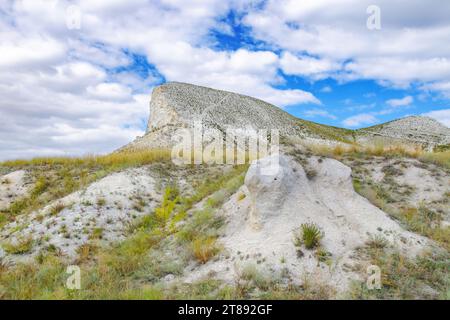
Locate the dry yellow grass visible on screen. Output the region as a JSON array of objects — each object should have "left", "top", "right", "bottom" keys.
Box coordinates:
[
  {"left": 1, "top": 149, "right": 171, "bottom": 168},
  {"left": 191, "top": 236, "right": 220, "bottom": 264},
  {"left": 305, "top": 142, "right": 449, "bottom": 169}
]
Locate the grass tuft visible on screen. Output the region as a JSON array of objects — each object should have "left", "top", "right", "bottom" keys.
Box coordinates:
[
  {"left": 49, "top": 203, "right": 66, "bottom": 216},
  {"left": 191, "top": 236, "right": 220, "bottom": 264},
  {"left": 2, "top": 236, "right": 34, "bottom": 255},
  {"left": 294, "top": 223, "right": 323, "bottom": 249}
]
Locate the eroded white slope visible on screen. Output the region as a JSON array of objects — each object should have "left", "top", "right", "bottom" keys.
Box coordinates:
[{"left": 0, "top": 167, "right": 161, "bottom": 261}]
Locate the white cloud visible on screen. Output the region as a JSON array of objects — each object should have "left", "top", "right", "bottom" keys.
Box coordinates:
[
  {"left": 421, "top": 81, "right": 450, "bottom": 99},
  {"left": 342, "top": 113, "right": 378, "bottom": 127},
  {"left": 68, "top": 40, "right": 132, "bottom": 68},
  {"left": 0, "top": 36, "right": 65, "bottom": 70},
  {"left": 303, "top": 109, "right": 337, "bottom": 120},
  {"left": 422, "top": 109, "right": 450, "bottom": 127},
  {"left": 244, "top": 0, "right": 450, "bottom": 90},
  {"left": 386, "top": 96, "right": 414, "bottom": 108},
  {"left": 345, "top": 58, "right": 450, "bottom": 88},
  {"left": 280, "top": 52, "right": 340, "bottom": 79},
  {"left": 87, "top": 83, "right": 133, "bottom": 102}
]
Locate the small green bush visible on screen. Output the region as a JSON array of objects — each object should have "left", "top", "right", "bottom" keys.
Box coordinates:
[{"left": 294, "top": 223, "right": 323, "bottom": 249}]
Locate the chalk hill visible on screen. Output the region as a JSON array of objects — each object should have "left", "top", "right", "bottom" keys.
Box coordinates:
[{"left": 121, "top": 82, "right": 449, "bottom": 151}]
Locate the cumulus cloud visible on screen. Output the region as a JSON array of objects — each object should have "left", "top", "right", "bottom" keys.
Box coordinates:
[
  {"left": 342, "top": 114, "right": 378, "bottom": 127},
  {"left": 421, "top": 81, "right": 450, "bottom": 99},
  {"left": 243, "top": 0, "right": 450, "bottom": 89},
  {"left": 422, "top": 109, "right": 450, "bottom": 127},
  {"left": 386, "top": 96, "right": 414, "bottom": 108},
  {"left": 280, "top": 52, "right": 340, "bottom": 79},
  {"left": 303, "top": 109, "right": 337, "bottom": 120}
]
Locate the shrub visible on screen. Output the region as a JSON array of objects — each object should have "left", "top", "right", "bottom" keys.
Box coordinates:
[
  {"left": 191, "top": 236, "right": 219, "bottom": 264},
  {"left": 89, "top": 228, "right": 104, "bottom": 240},
  {"left": 132, "top": 198, "right": 146, "bottom": 212},
  {"left": 305, "top": 168, "right": 318, "bottom": 180},
  {"left": 237, "top": 193, "right": 246, "bottom": 201},
  {"left": 2, "top": 237, "right": 34, "bottom": 254},
  {"left": 49, "top": 203, "right": 66, "bottom": 216},
  {"left": 332, "top": 145, "right": 345, "bottom": 156},
  {"left": 96, "top": 198, "right": 106, "bottom": 207},
  {"left": 294, "top": 223, "right": 323, "bottom": 249},
  {"left": 76, "top": 243, "right": 98, "bottom": 263},
  {"left": 366, "top": 235, "right": 389, "bottom": 249},
  {"left": 154, "top": 187, "right": 179, "bottom": 225},
  {"left": 315, "top": 247, "right": 332, "bottom": 264},
  {"left": 240, "top": 264, "right": 272, "bottom": 290}
]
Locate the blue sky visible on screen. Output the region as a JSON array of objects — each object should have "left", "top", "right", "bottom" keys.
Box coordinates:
[{"left": 0, "top": 0, "right": 449, "bottom": 159}]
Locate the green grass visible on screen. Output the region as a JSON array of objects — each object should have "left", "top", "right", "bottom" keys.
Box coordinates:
[
  {"left": 294, "top": 223, "right": 323, "bottom": 250},
  {"left": 297, "top": 119, "right": 355, "bottom": 143},
  {"left": 237, "top": 192, "right": 246, "bottom": 201},
  {"left": 2, "top": 236, "right": 34, "bottom": 255},
  {"left": 433, "top": 144, "right": 450, "bottom": 153},
  {"left": 89, "top": 228, "right": 104, "bottom": 240}
]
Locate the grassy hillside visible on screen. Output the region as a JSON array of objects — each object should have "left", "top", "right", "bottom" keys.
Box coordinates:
[{"left": 297, "top": 119, "right": 355, "bottom": 143}]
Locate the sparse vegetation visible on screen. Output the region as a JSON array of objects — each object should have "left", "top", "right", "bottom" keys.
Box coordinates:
[
  {"left": 366, "top": 235, "right": 389, "bottom": 249},
  {"left": 0, "top": 150, "right": 170, "bottom": 225},
  {"left": 353, "top": 177, "right": 450, "bottom": 250},
  {"left": 0, "top": 163, "right": 248, "bottom": 299},
  {"left": 349, "top": 245, "right": 449, "bottom": 299},
  {"left": 306, "top": 142, "right": 450, "bottom": 169}
]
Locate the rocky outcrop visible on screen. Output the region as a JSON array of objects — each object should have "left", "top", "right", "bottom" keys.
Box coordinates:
[
  {"left": 145, "top": 82, "right": 305, "bottom": 134},
  {"left": 120, "top": 82, "right": 316, "bottom": 151}
]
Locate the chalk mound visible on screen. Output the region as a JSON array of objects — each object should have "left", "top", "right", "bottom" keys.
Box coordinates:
[{"left": 187, "top": 154, "right": 432, "bottom": 291}]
